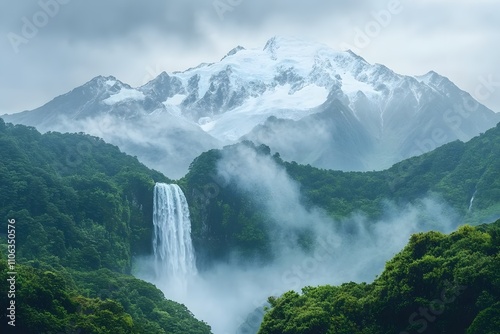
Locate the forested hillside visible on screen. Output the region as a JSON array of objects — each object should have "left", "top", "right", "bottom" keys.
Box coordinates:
[
  {"left": 258, "top": 219, "right": 500, "bottom": 334},
  {"left": 182, "top": 123, "right": 500, "bottom": 265},
  {"left": 1, "top": 117, "right": 498, "bottom": 333},
  {"left": 0, "top": 119, "right": 211, "bottom": 333}
]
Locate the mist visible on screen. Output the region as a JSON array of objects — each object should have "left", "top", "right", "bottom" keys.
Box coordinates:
[
  {"left": 53, "top": 112, "right": 221, "bottom": 179},
  {"left": 240, "top": 99, "right": 375, "bottom": 173},
  {"left": 134, "top": 144, "right": 460, "bottom": 334}
]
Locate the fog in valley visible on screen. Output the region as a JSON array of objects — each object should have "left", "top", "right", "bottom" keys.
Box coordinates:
[{"left": 135, "top": 145, "right": 459, "bottom": 333}]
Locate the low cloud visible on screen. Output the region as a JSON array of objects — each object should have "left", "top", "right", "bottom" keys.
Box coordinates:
[
  {"left": 53, "top": 112, "right": 221, "bottom": 179},
  {"left": 2, "top": 1, "right": 499, "bottom": 114},
  {"left": 136, "top": 144, "right": 460, "bottom": 333}
]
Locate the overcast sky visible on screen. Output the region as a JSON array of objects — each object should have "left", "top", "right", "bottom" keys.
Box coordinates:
[{"left": 1, "top": 0, "right": 499, "bottom": 114}]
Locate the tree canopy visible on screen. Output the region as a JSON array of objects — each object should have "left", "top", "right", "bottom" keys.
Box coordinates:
[
  {"left": 0, "top": 119, "right": 211, "bottom": 333},
  {"left": 258, "top": 219, "right": 500, "bottom": 334}
]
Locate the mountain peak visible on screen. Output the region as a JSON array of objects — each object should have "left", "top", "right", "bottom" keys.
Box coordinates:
[
  {"left": 415, "top": 70, "right": 455, "bottom": 89},
  {"left": 221, "top": 45, "right": 246, "bottom": 61},
  {"left": 3, "top": 36, "right": 500, "bottom": 180},
  {"left": 345, "top": 49, "right": 368, "bottom": 63},
  {"left": 261, "top": 35, "right": 358, "bottom": 65},
  {"left": 85, "top": 75, "right": 121, "bottom": 88},
  {"left": 150, "top": 71, "right": 170, "bottom": 84},
  {"left": 417, "top": 70, "right": 439, "bottom": 81},
  {"left": 93, "top": 75, "right": 117, "bottom": 82}
]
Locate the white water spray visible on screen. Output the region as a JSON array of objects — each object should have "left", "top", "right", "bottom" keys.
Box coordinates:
[{"left": 153, "top": 183, "right": 197, "bottom": 285}]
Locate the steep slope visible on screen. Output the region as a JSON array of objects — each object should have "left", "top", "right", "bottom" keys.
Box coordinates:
[
  {"left": 3, "top": 36, "right": 499, "bottom": 177},
  {"left": 0, "top": 119, "right": 211, "bottom": 333},
  {"left": 242, "top": 96, "right": 374, "bottom": 171},
  {"left": 8, "top": 76, "right": 162, "bottom": 125},
  {"left": 182, "top": 123, "right": 500, "bottom": 265},
  {"left": 257, "top": 220, "right": 500, "bottom": 334},
  {"left": 0, "top": 118, "right": 168, "bottom": 267},
  {"left": 5, "top": 76, "right": 221, "bottom": 179}
]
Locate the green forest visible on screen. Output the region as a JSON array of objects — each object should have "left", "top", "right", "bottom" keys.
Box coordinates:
[
  {"left": 0, "top": 118, "right": 499, "bottom": 333},
  {"left": 182, "top": 124, "right": 500, "bottom": 264},
  {"left": 258, "top": 220, "right": 500, "bottom": 334},
  {"left": 0, "top": 119, "right": 211, "bottom": 333}
]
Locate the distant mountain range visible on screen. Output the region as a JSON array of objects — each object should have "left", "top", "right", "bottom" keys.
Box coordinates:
[{"left": 4, "top": 36, "right": 499, "bottom": 177}]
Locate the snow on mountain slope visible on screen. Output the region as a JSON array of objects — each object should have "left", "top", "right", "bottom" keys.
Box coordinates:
[
  {"left": 200, "top": 83, "right": 329, "bottom": 141},
  {"left": 243, "top": 97, "right": 374, "bottom": 171},
  {"left": 2, "top": 75, "right": 219, "bottom": 179},
  {"left": 136, "top": 36, "right": 380, "bottom": 140},
  {"left": 103, "top": 87, "right": 145, "bottom": 105},
  {"left": 3, "top": 36, "right": 499, "bottom": 177}
]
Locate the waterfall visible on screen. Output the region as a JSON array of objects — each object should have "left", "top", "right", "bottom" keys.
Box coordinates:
[
  {"left": 468, "top": 190, "right": 477, "bottom": 212},
  {"left": 153, "top": 183, "right": 197, "bottom": 284}
]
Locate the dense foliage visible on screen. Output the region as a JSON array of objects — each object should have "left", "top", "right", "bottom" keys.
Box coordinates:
[
  {"left": 257, "top": 219, "right": 500, "bottom": 334},
  {"left": 0, "top": 119, "right": 211, "bottom": 333},
  {"left": 181, "top": 143, "right": 275, "bottom": 267},
  {"left": 1, "top": 117, "right": 498, "bottom": 332},
  {"left": 0, "top": 259, "right": 211, "bottom": 333},
  {"left": 182, "top": 124, "right": 500, "bottom": 265},
  {"left": 286, "top": 124, "right": 500, "bottom": 223},
  {"left": 0, "top": 119, "right": 170, "bottom": 270}
]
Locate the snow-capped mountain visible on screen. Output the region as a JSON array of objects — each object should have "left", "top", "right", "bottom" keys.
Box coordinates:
[
  {"left": 3, "top": 36, "right": 499, "bottom": 177},
  {"left": 4, "top": 75, "right": 220, "bottom": 178}
]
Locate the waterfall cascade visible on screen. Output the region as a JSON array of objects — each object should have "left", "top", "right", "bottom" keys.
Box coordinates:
[
  {"left": 153, "top": 183, "right": 197, "bottom": 282},
  {"left": 468, "top": 190, "right": 477, "bottom": 212}
]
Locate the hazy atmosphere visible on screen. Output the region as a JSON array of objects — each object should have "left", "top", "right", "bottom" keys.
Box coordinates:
[
  {"left": 1, "top": 1, "right": 499, "bottom": 334},
  {"left": 1, "top": 0, "right": 500, "bottom": 114},
  {"left": 136, "top": 144, "right": 460, "bottom": 333}
]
